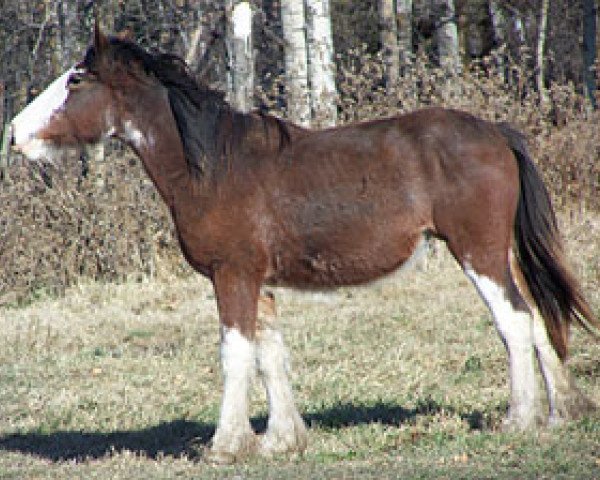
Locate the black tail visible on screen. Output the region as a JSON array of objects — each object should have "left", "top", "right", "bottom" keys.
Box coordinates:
[{"left": 498, "top": 123, "right": 599, "bottom": 361}]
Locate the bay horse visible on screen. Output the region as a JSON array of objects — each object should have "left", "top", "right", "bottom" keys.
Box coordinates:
[{"left": 10, "top": 26, "right": 598, "bottom": 463}]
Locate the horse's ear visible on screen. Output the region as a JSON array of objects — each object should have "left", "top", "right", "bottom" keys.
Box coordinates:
[{"left": 94, "top": 22, "right": 109, "bottom": 54}]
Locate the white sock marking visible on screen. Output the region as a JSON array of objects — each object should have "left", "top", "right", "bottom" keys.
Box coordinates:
[
  {"left": 531, "top": 309, "right": 571, "bottom": 420},
  {"left": 464, "top": 263, "right": 536, "bottom": 426},
  {"left": 213, "top": 326, "right": 255, "bottom": 450},
  {"left": 257, "top": 322, "right": 305, "bottom": 452}
]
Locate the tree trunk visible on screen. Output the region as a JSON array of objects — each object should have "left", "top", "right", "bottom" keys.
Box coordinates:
[
  {"left": 488, "top": 0, "right": 508, "bottom": 73},
  {"left": 226, "top": 1, "right": 254, "bottom": 113},
  {"left": 53, "top": 0, "right": 78, "bottom": 72},
  {"left": 536, "top": 0, "right": 549, "bottom": 108},
  {"left": 306, "top": 0, "right": 337, "bottom": 126},
  {"left": 582, "top": 0, "right": 597, "bottom": 109},
  {"left": 435, "top": 0, "right": 460, "bottom": 73},
  {"left": 512, "top": 11, "right": 526, "bottom": 46},
  {"left": 97, "top": 1, "right": 117, "bottom": 32},
  {"left": 488, "top": 0, "right": 506, "bottom": 49},
  {"left": 378, "top": 0, "right": 400, "bottom": 87},
  {"left": 397, "top": 0, "right": 413, "bottom": 67},
  {"left": 464, "top": 0, "right": 489, "bottom": 60},
  {"left": 281, "top": 0, "right": 311, "bottom": 126},
  {"left": 185, "top": 7, "right": 207, "bottom": 71},
  {"left": 0, "top": 82, "right": 9, "bottom": 182}
]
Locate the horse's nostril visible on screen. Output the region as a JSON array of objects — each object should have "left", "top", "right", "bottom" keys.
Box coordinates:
[{"left": 9, "top": 126, "right": 15, "bottom": 147}]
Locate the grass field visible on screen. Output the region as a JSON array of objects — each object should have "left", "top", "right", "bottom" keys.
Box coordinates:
[{"left": 0, "top": 213, "right": 599, "bottom": 479}]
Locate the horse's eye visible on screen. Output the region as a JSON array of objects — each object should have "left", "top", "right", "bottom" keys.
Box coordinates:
[{"left": 67, "top": 72, "right": 85, "bottom": 88}]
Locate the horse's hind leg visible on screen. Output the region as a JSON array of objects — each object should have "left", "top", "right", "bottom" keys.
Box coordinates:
[
  {"left": 509, "top": 255, "right": 596, "bottom": 425},
  {"left": 445, "top": 225, "right": 537, "bottom": 430},
  {"left": 462, "top": 259, "right": 537, "bottom": 430},
  {"left": 255, "top": 293, "right": 307, "bottom": 456}
]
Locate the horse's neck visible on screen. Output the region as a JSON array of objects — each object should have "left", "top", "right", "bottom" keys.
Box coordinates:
[{"left": 125, "top": 107, "right": 190, "bottom": 207}]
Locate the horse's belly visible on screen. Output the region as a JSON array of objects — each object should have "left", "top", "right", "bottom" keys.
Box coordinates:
[{"left": 265, "top": 225, "right": 424, "bottom": 289}]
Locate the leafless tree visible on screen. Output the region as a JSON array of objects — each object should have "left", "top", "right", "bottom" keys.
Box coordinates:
[
  {"left": 435, "top": 0, "right": 460, "bottom": 73},
  {"left": 306, "top": 0, "right": 337, "bottom": 126},
  {"left": 280, "top": 0, "right": 311, "bottom": 125},
  {"left": 397, "top": 0, "right": 413, "bottom": 68},
  {"left": 226, "top": 1, "right": 254, "bottom": 112},
  {"left": 379, "top": 0, "right": 400, "bottom": 86},
  {"left": 582, "top": 0, "right": 597, "bottom": 109},
  {"left": 536, "top": 0, "right": 549, "bottom": 108}
]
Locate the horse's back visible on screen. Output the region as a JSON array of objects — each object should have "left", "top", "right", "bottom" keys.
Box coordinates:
[{"left": 258, "top": 108, "right": 518, "bottom": 288}]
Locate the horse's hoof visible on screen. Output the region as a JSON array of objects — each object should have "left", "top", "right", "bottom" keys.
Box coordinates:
[
  {"left": 501, "top": 413, "right": 537, "bottom": 433},
  {"left": 203, "top": 448, "right": 237, "bottom": 465},
  {"left": 258, "top": 419, "right": 308, "bottom": 457},
  {"left": 203, "top": 432, "right": 257, "bottom": 465},
  {"left": 549, "top": 389, "right": 597, "bottom": 426}
]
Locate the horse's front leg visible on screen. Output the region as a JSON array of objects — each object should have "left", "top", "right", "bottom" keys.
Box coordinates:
[
  {"left": 205, "top": 268, "right": 260, "bottom": 464},
  {"left": 255, "top": 293, "right": 307, "bottom": 456}
]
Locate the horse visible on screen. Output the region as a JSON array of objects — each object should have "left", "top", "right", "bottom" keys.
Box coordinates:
[{"left": 10, "top": 26, "right": 598, "bottom": 464}]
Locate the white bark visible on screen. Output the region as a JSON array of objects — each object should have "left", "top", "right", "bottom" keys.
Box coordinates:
[
  {"left": 0, "top": 83, "right": 9, "bottom": 180},
  {"left": 281, "top": 0, "right": 311, "bottom": 126},
  {"left": 435, "top": 0, "right": 460, "bottom": 73},
  {"left": 378, "top": 0, "right": 400, "bottom": 87},
  {"left": 226, "top": 1, "right": 254, "bottom": 113},
  {"left": 397, "top": 0, "right": 413, "bottom": 66},
  {"left": 306, "top": 0, "right": 337, "bottom": 127},
  {"left": 536, "top": 0, "right": 549, "bottom": 108},
  {"left": 185, "top": 8, "right": 206, "bottom": 70}
]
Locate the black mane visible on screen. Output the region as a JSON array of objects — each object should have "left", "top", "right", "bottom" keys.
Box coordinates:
[{"left": 85, "top": 36, "right": 291, "bottom": 176}]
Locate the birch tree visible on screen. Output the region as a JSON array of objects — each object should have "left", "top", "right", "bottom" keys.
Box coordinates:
[
  {"left": 185, "top": 5, "right": 207, "bottom": 71},
  {"left": 281, "top": 0, "right": 311, "bottom": 126},
  {"left": 0, "top": 82, "right": 9, "bottom": 181},
  {"left": 226, "top": 1, "right": 254, "bottom": 112},
  {"left": 435, "top": 0, "right": 460, "bottom": 73},
  {"left": 582, "top": 0, "right": 597, "bottom": 109},
  {"left": 306, "top": 0, "right": 337, "bottom": 126},
  {"left": 379, "top": 0, "right": 400, "bottom": 87},
  {"left": 488, "top": 0, "right": 506, "bottom": 49},
  {"left": 536, "top": 0, "right": 549, "bottom": 108},
  {"left": 397, "top": 0, "right": 413, "bottom": 67},
  {"left": 52, "top": 0, "right": 78, "bottom": 72}
]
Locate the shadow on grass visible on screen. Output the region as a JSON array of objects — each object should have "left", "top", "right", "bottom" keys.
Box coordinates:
[
  {"left": 0, "top": 399, "right": 489, "bottom": 461},
  {"left": 304, "top": 398, "right": 444, "bottom": 430},
  {"left": 0, "top": 419, "right": 215, "bottom": 461}
]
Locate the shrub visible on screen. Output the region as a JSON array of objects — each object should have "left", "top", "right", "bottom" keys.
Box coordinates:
[{"left": 1, "top": 52, "right": 598, "bottom": 304}]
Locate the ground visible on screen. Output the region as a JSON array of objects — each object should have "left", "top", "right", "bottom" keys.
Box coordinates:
[{"left": 0, "top": 213, "right": 598, "bottom": 479}]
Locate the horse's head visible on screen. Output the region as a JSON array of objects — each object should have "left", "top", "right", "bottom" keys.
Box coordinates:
[{"left": 11, "top": 25, "right": 150, "bottom": 162}]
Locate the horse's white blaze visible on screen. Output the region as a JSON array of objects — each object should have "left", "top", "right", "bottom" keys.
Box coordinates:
[
  {"left": 212, "top": 326, "right": 255, "bottom": 451},
  {"left": 10, "top": 68, "right": 75, "bottom": 160},
  {"left": 257, "top": 322, "right": 306, "bottom": 453},
  {"left": 464, "top": 263, "right": 536, "bottom": 427}
]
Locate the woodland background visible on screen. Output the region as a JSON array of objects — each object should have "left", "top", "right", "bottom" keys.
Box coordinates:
[{"left": 0, "top": 0, "right": 599, "bottom": 303}]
